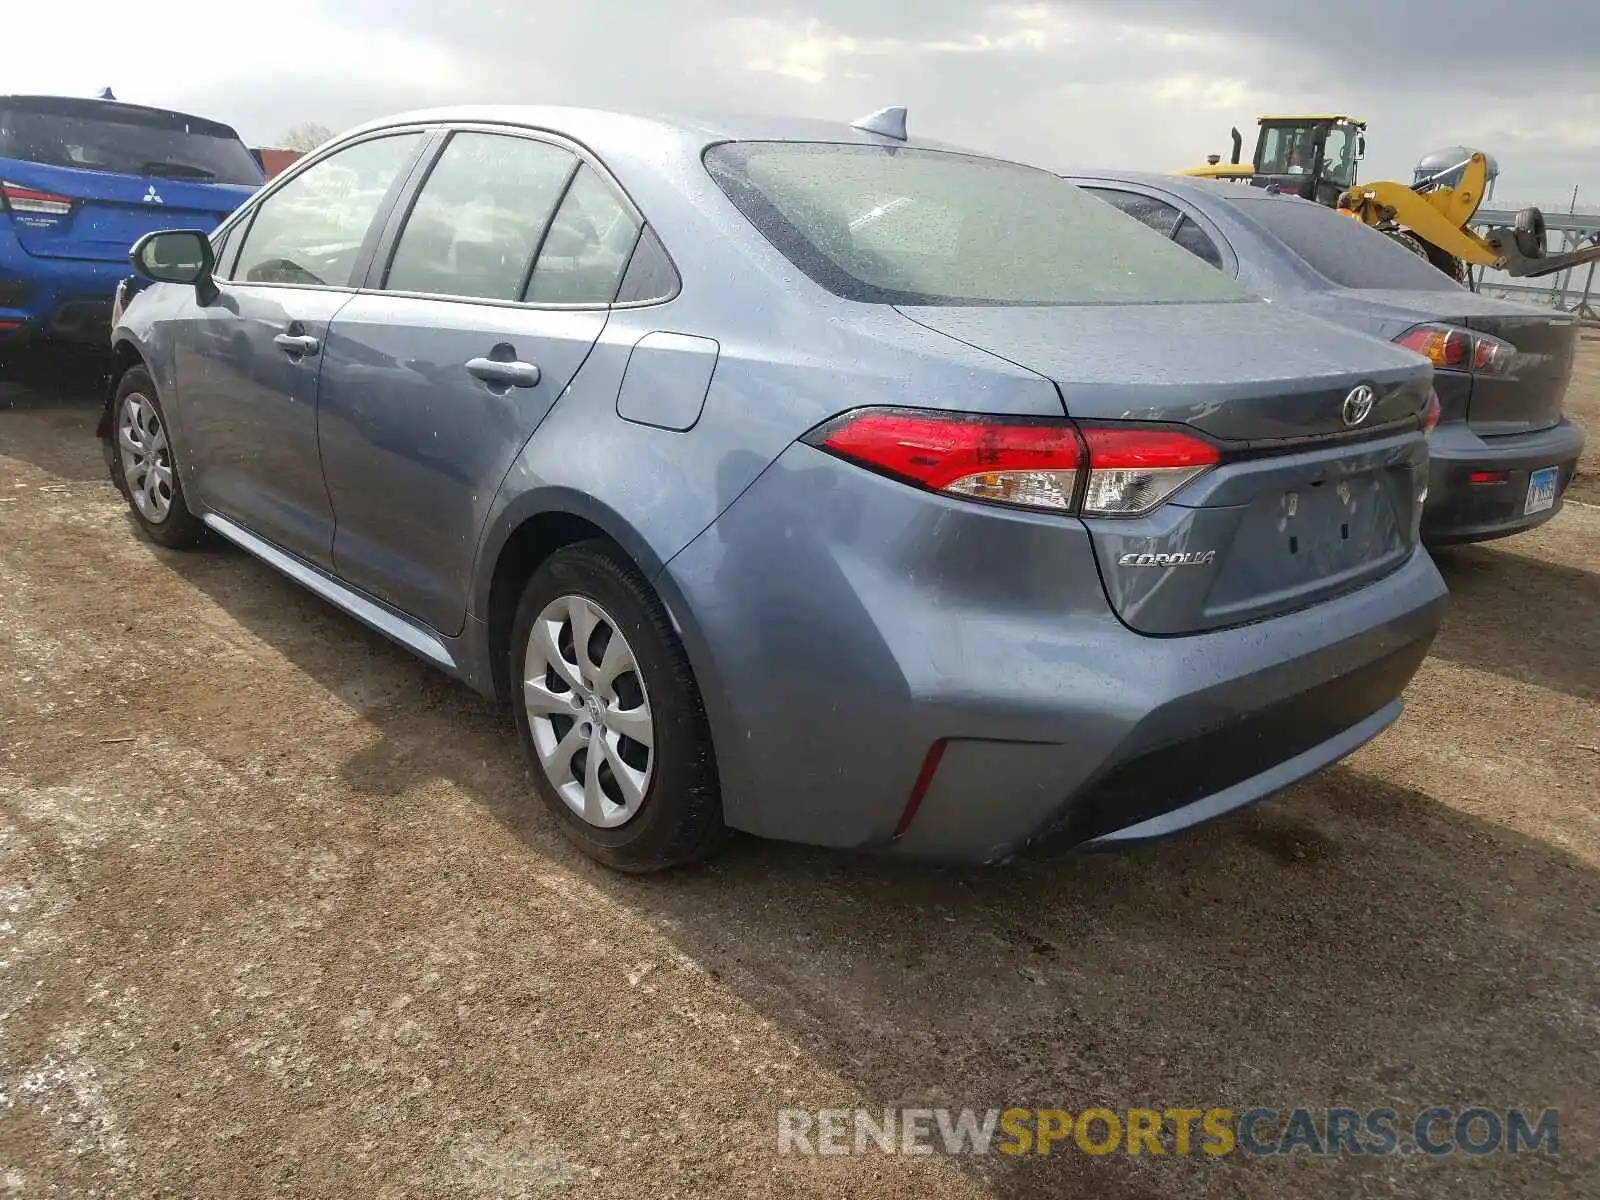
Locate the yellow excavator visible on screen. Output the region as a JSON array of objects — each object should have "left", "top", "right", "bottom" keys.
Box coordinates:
[{"left": 1182, "top": 115, "right": 1600, "bottom": 282}]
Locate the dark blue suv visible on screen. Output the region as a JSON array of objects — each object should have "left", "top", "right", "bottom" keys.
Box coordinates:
[{"left": 0, "top": 94, "right": 263, "bottom": 347}]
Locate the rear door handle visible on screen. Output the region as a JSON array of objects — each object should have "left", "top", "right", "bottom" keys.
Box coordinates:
[
  {"left": 465, "top": 357, "right": 541, "bottom": 388},
  {"left": 274, "top": 333, "right": 320, "bottom": 356}
]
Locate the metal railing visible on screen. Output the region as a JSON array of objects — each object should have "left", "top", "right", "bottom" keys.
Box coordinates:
[{"left": 1469, "top": 208, "right": 1600, "bottom": 322}]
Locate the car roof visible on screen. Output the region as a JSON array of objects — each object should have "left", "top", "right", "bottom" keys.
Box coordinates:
[
  {"left": 0, "top": 93, "right": 243, "bottom": 138},
  {"left": 298, "top": 105, "right": 1031, "bottom": 321},
  {"left": 1068, "top": 169, "right": 1310, "bottom": 209},
  {"left": 344, "top": 104, "right": 979, "bottom": 158}
]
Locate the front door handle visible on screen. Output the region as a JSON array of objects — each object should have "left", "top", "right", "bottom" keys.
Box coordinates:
[
  {"left": 274, "top": 333, "right": 320, "bottom": 357},
  {"left": 465, "top": 357, "right": 541, "bottom": 388}
]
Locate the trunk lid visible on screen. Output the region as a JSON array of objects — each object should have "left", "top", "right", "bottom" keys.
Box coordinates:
[
  {"left": 1297, "top": 288, "right": 1578, "bottom": 435},
  {"left": 1460, "top": 309, "right": 1576, "bottom": 434},
  {"left": 1, "top": 161, "right": 256, "bottom": 261},
  {"left": 898, "top": 300, "right": 1433, "bottom": 635}
]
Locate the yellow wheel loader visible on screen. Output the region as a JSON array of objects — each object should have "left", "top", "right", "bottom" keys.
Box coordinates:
[
  {"left": 1182, "top": 116, "right": 1600, "bottom": 282},
  {"left": 1186, "top": 115, "right": 1368, "bottom": 207}
]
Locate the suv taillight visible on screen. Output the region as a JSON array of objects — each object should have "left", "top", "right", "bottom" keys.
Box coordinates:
[
  {"left": 802, "top": 408, "right": 1219, "bottom": 517},
  {"left": 1395, "top": 323, "right": 1514, "bottom": 376},
  {"left": 0, "top": 181, "right": 73, "bottom": 217}
]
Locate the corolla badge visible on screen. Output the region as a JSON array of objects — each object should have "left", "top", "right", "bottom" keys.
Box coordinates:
[
  {"left": 1342, "top": 384, "right": 1376, "bottom": 426},
  {"left": 1118, "top": 550, "right": 1217, "bottom": 567}
]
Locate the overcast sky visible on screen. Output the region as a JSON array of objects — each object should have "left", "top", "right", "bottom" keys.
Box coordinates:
[{"left": 9, "top": 0, "right": 1598, "bottom": 208}]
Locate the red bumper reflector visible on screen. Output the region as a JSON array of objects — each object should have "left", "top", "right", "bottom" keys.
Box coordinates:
[
  {"left": 893, "top": 739, "right": 948, "bottom": 838},
  {"left": 1468, "top": 470, "right": 1509, "bottom": 485}
]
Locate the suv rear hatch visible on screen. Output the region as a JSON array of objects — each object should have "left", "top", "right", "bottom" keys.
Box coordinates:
[
  {"left": 0, "top": 95, "right": 262, "bottom": 262},
  {"left": 901, "top": 301, "right": 1434, "bottom": 636}
]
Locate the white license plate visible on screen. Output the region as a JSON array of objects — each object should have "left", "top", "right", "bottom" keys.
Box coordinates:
[{"left": 1525, "top": 466, "right": 1559, "bottom": 515}]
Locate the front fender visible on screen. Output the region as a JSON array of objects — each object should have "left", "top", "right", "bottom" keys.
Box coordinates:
[
  {"left": 99, "top": 321, "right": 156, "bottom": 443},
  {"left": 101, "top": 283, "right": 193, "bottom": 462}
]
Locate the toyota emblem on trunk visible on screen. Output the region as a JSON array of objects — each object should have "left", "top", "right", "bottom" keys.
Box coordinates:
[{"left": 1342, "top": 384, "right": 1376, "bottom": 426}]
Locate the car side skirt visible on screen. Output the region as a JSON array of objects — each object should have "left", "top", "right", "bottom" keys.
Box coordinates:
[{"left": 202, "top": 513, "right": 458, "bottom": 672}]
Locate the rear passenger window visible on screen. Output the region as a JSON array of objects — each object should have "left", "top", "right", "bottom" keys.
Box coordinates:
[
  {"left": 386, "top": 132, "right": 576, "bottom": 301},
  {"left": 1173, "top": 217, "right": 1224, "bottom": 270},
  {"left": 524, "top": 166, "right": 640, "bottom": 304},
  {"left": 1084, "top": 189, "right": 1182, "bottom": 238},
  {"left": 614, "top": 226, "right": 679, "bottom": 304},
  {"left": 231, "top": 133, "right": 422, "bottom": 287}
]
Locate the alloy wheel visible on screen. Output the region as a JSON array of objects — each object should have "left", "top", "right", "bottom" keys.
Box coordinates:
[
  {"left": 522, "top": 594, "right": 655, "bottom": 828},
  {"left": 118, "top": 392, "right": 174, "bottom": 523}
]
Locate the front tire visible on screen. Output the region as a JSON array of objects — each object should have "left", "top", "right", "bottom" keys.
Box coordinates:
[
  {"left": 109, "top": 366, "right": 206, "bottom": 549},
  {"left": 1385, "top": 230, "right": 1429, "bottom": 260},
  {"left": 1425, "top": 245, "right": 1471, "bottom": 286},
  {"left": 510, "top": 541, "right": 723, "bottom": 871}
]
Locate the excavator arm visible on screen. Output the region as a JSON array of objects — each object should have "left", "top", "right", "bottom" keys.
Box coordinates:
[
  {"left": 1350, "top": 178, "right": 1503, "bottom": 266},
  {"left": 1346, "top": 152, "right": 1600, "bottom": 279}
]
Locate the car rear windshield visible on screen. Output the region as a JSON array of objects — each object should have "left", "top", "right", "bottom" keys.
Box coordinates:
[
  {"left": 1230, "top": 194, "right": 1461, "bottom": 291},
  {"left": 0, "top": 97, "right": 264, "bottom": 186},
  {"left": 704, "top": 141, "right": 1251, "bottom": 306}
]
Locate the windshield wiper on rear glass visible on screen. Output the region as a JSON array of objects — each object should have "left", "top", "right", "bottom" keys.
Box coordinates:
[{"left": 139, "top": 161, "right": 217, "bottom": 180}]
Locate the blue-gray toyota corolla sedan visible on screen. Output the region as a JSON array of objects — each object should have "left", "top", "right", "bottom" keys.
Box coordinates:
[{"left": 103, "top": 106, "right": 1449, "bottom": 871}]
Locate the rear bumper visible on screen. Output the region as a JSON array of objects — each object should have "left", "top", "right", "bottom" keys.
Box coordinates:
[
  {"left": 0, "top": 233, "right": 126, "bottom": 345},
  {"left": 1422, "top": 419, "right": 1585, "bottom": 546},
  {"left": 1083, "top": 702, "right": 1402, "bottom": 845},
  {"left": 662, "top": 444, "right": 1448, "bottom": 863}
]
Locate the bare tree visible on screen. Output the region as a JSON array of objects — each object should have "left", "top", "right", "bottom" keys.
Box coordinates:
[{"left": 278, "top": 122, "right": 334, "bottom": 152}]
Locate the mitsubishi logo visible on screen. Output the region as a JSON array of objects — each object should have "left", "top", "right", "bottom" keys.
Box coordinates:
[
  {"left": 143, "top": 185, "right": 164, "bottom": 205},
  {"left": 1342, "top": 384, "right": 1376, "bottom": 427}
]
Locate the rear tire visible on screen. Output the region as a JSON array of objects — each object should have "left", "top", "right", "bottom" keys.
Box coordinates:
[
  {"left": 109, "top": 366, "right": 206, "bottom": 550},
  {"left": 510, "top": 541, "right": 724, "bottom": 871}
]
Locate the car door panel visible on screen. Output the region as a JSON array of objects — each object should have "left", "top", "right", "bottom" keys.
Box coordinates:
[
  {"left": 166, "top": 131, "right": 429, "bottom": 566},
  {"left": 317, "top": 297, "right": 609, "bottom": 634},
  {"left": 176, "top": 285, "right": 352, "bottom": 565},
  {"left": 316, "top": 131, "right": 636, "bottom": 636}
]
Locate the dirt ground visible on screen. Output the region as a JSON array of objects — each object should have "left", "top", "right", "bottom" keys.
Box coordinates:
[
  {"left": 0, "top": 347, "right": 1596, "bottom": 1200},
  {"left": 1564, "top": 333, "right": 1600, "bottom": 503}
]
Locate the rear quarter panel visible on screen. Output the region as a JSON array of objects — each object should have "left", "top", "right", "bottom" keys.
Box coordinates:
[{"left": 468, "top": 298, "right": 1062, "bottom": 622}]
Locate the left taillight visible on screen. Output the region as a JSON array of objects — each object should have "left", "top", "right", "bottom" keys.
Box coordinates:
[
  {"left": 0, "top": 181, "right": 73, "bottom": 217},
  {"left": 802, "top": 407, "right": 1219, "bottom": 517},
  {"left": 1395, "top": 322, "right": 1514, "bottom": 376},
  {"left": 803, "top": 408, "right": 1082, "bottom": 512}
]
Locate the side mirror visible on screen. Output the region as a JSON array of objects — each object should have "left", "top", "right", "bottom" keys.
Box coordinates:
[
  {"left": 130, "top": 229, "right": 214, "bottom": 286},
  {"left": 1357, "top": 136, "right": 1367, "bottom": 157}
]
